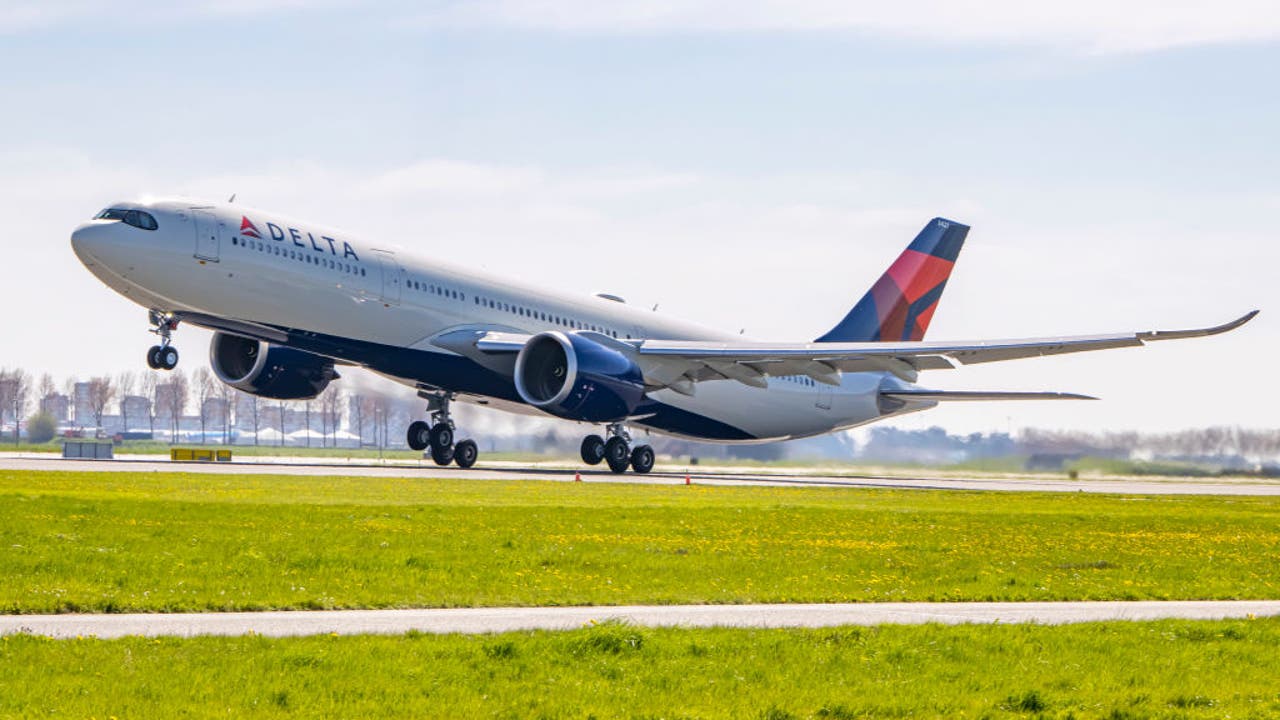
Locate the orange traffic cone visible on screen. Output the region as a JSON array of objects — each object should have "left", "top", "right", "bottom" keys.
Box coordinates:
[{"left": 575, "top": 471, "right": 582, "bottom": 482}]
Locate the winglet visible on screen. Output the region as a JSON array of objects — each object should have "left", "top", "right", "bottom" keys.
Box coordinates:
[{"left": 1138, "top": 310, "right": 1258, "bottom": 342}]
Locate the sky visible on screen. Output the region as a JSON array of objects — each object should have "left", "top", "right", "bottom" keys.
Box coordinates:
[{"left": 0, "top": 0, "right": 1276, "bottom": 436}]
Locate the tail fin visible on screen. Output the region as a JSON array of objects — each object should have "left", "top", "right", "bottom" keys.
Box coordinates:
[{"left": 816, "top": 217, "right": 968, "bottom": 343}]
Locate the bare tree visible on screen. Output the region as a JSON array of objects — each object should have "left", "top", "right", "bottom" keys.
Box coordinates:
[
  {"left": 3, "top": 370, "right": 30, "bottom": 443},
  {"left": 320, "top": 385, "right": 344, "bottom": 447},
  {"left": 140, "top": 371, "right": 159, "bottom": 438},
  {"left": 238, "top": 390, "right": 261, "bottom": 446},
  {"left": 277, "top": 400, "right": 286, "bottom": 446},
  {"left": 215, "top": 378, "right": 236, "bottom": 444},
  {"left": 37, "top": 373, "right": 57, "bottom": 418},
  {"left": 355, "top": 393, "right": 373, "bottom": 447},
  {"left": 159, "top": 369, "right": 189, "bottom": 442},
  {"left": 116, "top": 371, "right": 137, "bottom": 434},
  {"left": 304, "top": 399, "right": 313, "bottom": 448},
  {"left": 0, "top": 370, "right": 13, "bottom": 440},
  {"left": 373, "top": 394, "right": 392, "bottom": 449},
  {"left": 192, "top": 367, "right": 216, "bottom": 444},
  {"left": 86, "top": 376, "right": 116, "bottom": 434}
]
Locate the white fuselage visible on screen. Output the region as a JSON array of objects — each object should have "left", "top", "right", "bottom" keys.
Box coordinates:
[{"left": 71, "top": 198, "right": 930, "bottom": 442}]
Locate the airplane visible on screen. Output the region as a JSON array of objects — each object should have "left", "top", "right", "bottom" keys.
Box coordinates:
[{"left": 70, "top": 199, "right": 1256, "bottom": 473}]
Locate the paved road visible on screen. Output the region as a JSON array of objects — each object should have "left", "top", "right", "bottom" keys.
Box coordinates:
[
  {"left": 2, "top": 454, "right": 1278, "bottom": 495},
  {"left": 2, "top": 601, "right": 1277, "bottom": 639}
]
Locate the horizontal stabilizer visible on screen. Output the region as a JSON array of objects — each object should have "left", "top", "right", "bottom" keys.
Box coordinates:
[{"left": 882, "top": 390, "right": 1098, "bottom": 402}]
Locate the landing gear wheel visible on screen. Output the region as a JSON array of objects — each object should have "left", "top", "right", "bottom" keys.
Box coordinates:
[
  {"left": 429, "top": 423, "right": 454, "bottom": 452},
  {"left": 430, "top": 444, "right": 455, "bottom": 466},
  {"left": 629, "top": 444, "right": 655, "bottom": 474},
  {"left": 159, "top": 346, "right": 179, "bottom": 370},
  {"left": 146, "top": 346, "right": 163, "bottom": 370},
  {"left": 604, "top": 436, "right": 630, "bottom": 474},
  {"left": 453, "top": 439, "right": 478, "bottom": 469},
  {"left": 580, "top": 435, "right": 606, "bottom": 465},
  {"left": 406, "top": 421, "right": 430, "bottom": 451}
]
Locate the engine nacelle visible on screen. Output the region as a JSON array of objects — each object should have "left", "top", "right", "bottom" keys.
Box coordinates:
[
  {"left": 209, "top": 332, "right": 336, "bottom": 400},
  {"left": 514, "top": 332, "right": 645, "bottom": 422}
]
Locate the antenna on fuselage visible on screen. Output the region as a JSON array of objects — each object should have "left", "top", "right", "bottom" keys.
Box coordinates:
[{"left": 227, "top": 193, "right": 236, "bottom": 203}]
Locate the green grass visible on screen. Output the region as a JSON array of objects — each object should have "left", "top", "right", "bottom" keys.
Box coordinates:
[
  {"left": 2, "top": 619, "right": 1279, "bottom": 718},
  {"left": 2, "top": 469, "right": 1278, "bottom": 613}
]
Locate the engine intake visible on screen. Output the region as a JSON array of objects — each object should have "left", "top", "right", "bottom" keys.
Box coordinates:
[
  {"left": 514, "top": 332, "right": 645, "bottom": 422},
  {"left": 209, "top": 332, "right": 337, "bottom": 400}
]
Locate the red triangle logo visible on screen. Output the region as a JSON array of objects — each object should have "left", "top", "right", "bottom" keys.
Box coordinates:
[{"left": 240, "top": 216, "right": 262, "bottom": 239}]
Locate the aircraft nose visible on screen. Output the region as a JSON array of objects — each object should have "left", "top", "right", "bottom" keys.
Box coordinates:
[{"left": 70, "top": 221, "right": 116, "bottom": 261}]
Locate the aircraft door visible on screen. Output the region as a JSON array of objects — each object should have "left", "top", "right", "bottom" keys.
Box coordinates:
[
  {"left": 192, "top": 209, "right": 221, "bottom": 262},
  {"left": 372, "top": 249, "right": 402, "bottom": 305}
]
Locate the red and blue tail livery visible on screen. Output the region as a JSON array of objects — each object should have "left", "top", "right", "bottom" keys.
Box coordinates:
[{"left": 817, "top": 217, "right": 968, "bottom": 343}]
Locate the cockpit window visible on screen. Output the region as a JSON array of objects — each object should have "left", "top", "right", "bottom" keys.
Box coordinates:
[{"left": 95, "top": 208, "right": 158, "bottom": 231}]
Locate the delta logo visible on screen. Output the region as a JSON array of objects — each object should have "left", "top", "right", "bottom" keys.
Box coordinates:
[
  {"left": 240, "top": 216, "right": 263, "bottom": 239},
  {"left": 237, "top": 214, "right": 361, "bottom": 261}
]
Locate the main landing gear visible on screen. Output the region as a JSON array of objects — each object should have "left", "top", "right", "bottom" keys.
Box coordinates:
[
  {"left": 581, "top": 423, "right": 654, "bottom": 474},
  {"left": 406, "top": 392, "right": 479, "bottom": 469},
  {"left": 145, "top": 311, "right": 180, "bottom": 370}
]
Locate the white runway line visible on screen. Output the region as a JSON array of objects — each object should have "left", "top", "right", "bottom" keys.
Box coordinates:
[
  {"left": 2, "top": 455, "right": 1279, "bottom": 495},
  {"left": 2, "top": 601, "right": 1278, "bottom": 639}
]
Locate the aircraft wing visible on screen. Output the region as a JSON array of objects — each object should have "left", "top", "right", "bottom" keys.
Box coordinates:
[{"left": 469, "top": 311, "right": 1256, "bottom": 394}]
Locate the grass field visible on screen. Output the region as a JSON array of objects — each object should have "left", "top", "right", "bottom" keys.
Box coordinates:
[
  {"left": 2, "top": 619, "right": 1278, "bottom": 718},
  {"left": 2, "top": 469, "right": 1278, "bottom": 613}
]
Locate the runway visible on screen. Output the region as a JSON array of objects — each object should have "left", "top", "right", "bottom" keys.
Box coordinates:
[
  {"left": 2, "top": 601, "right": 1277, "bottom": 639},
  {"left": 2, "top": 454, "right": 1279, "bottom": 495}
]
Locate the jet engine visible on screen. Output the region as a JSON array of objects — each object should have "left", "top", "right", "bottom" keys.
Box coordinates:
[
  {"left": 209, "top": 332, "right": 337, "bottom": 400},
  {"left": 514, "top": 332, "right": 645, "bottom": 422}
]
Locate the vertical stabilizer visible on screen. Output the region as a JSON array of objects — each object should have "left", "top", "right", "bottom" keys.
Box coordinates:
[{"left": 816, "top": 217, "right": 968, "bottom": 343}]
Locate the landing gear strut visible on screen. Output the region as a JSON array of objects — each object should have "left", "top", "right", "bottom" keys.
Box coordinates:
[
  {"left": 145, "top": 310, "right": 179, "bottom": 370},
  {"left": 407, "top": 391, "right": 479, "bottom": 469},
  {"left": 586, "top": 423, "right": 654, "bottom": 474}
]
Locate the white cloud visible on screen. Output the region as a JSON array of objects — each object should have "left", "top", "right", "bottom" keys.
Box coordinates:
[
  {"left": 4, "top": 0, "right": 1277, "bottom": 52},
  {"left": 415, "top": 0, "right": 1280, "bottom": 53},
  {"left": 0, "top": 0, "right": 352, "bottom": 33}
]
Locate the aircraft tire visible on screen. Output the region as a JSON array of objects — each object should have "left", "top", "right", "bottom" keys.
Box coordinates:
[
  {"left": 604, "top": 436, "right": 630, "bottom": 474},
  {"left": 146, "top": 346, "right": 162, "bottom": 370},
  {"left": 580, "top": 435, "right": 606, "bottom": 465},
  {"left": 453, "top": 439, "right": 478, "bottom": 469},
  {"left": 160, "top": 346, "right": 179, "bottom": 370},
  {"left": 406, "top": 421, "right": 430, "bottom": 451},
  {"left": 430, "top": 444, "right": 454, "bottom": 466},
  {"left": 429, "top": 423, "right": 453, "bottom": 452},
  {"left": 629, "top": 444, "right": 655, "bottom": 474}
]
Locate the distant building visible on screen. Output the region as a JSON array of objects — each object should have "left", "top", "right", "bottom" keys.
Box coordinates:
[
  {"left": 233, "top": 393, "right": 259, "bottom": 431},
  {"left": 201, "top": 398, "right": 230, "bottom": 426},
  {"left": 153, "top": 382, "right": 186, "bottom": 424},
  {"left": 40, "top": 393, "right": 70, "bottom": 422},
  {"left": 73, "top": 382, "right": 93, "bottom": 425},
  {"left": 121, "top": 395, "right": 150, "bottom": 431}
]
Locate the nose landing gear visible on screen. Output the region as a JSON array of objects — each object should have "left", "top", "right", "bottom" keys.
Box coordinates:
[
  {"left": 408, "top": 391, "right": 480, "bottom": 469},
  {"left": 145, "top": 311, "right": 180, "bottom": 370}
]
